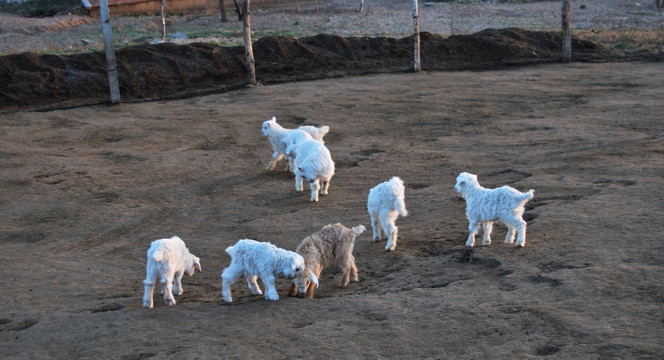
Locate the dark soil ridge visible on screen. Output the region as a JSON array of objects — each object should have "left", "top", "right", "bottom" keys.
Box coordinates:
[{"left": 0, "top": 28, "right": 638, "bottom": 111}]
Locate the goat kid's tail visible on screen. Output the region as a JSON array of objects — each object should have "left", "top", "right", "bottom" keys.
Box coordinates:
[
  {"left": 518, "top": 189, "right": 535, "bottom": 205},
  {"left": 225, "top": 245, "right": 235, "bottom": 256},
  {"left": 319, "top": 125, "right": 330, "bottom": 137},
  {"left": 152, "top": 248, "right": 166, "bottom": 262},
  {"left": 351, "top": 225, "right": 366, "bottom": 235}
]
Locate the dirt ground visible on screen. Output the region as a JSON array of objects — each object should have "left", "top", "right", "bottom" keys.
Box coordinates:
[
  {"left": 1, "top": 0, "right": 664, "bottom": 359},
  {"left": 1, "top": 60, "right": 663, "bottom": 359}
]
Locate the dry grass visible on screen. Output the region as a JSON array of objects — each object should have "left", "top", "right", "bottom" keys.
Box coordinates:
[{"left": 576, "top": 28, "right": 664, "bottom": 52}]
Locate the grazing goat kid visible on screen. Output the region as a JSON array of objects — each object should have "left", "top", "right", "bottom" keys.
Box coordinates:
[
  {"left": 221, "top": 239, "right": 305, "bottom": 302},
  {"left": 454, "top": 172, "right": 535, "bottom": 247},
  {"left": 143, "top": 236, "right": 201, "bottom": 308},
  {"left": 286, "top": 223, "right": 365, "bottom": 299},
  {"left": 261, "top": 116, "right": 329, "bottom": 171},
  {"left": 367, "top": 176, "right": 408, "bottom": 251},
  {"left": 287, "top": 138, "right": 335, "bottom": 202}
]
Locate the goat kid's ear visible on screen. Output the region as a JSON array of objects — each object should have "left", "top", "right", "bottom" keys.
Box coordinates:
[
  {"left": 194, "top": 257, "right": 202, "bottom": 272},
  {"left": 311, "top": 273, "right": 319, "bottom": 288}
]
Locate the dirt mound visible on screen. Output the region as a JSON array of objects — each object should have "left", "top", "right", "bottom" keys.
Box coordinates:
[{"left": 0, "top": 28, "right": 626, "bottom": 110}]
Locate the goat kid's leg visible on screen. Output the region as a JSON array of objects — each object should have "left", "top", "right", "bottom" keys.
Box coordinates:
[
  {"left": 504, "top": 226, "right": 516, "bottom": 244},
  {"left": 515, "top": 219, "right": 527, "bottom": 247},
  {"left": 482, "top": 222, "right": 493, "bottom": 246},
  {"left": 286, "top": 283, "right": 298, "bottom": 297},
  {"left": 466, "top": 221, "right": 480, "bottom": 247},
  {"left": 321, "top": 180, "right": 330, "bottom": 195},
  {"left": 266, "top": 152, "right": 284, "bottom": 171},
  {"left": 221, "top": 268, "right": 239, "bottom": 303},
  {"left": 310, "top": 180, "right": 321, "bottom": 202},
  {"left": 386, "top": 225, "right": 398, "bottom": 251},
  {"left": 173, "top": 271, "right": 184, "bottom": 295},
  {"left": 261, "top": 274, "right": 279, "bottom": 301},
  {"left": 350, "top": 257, "right": 359, "bottom": 282},
  {"left": 246, "top": 274, "right": 263, "bottom": 295},
  {"left": 304, "top": 281, "right": 316, "bottom": 299},
  {"left": 383, "top": 211, "right": 399, "bottom": 251},
  {"left": 370, "top": 214, "right": 382, "bottom": 241},
  {"left": 161, "top": 278, "right": 176, "bottom": 306},
  {"left": 295, "top": 175, "right": 304, "bottom": 192},
  {"left": 340, "top": 267, "right": 351, "bottom": 287},
  {"left": 143, "top": 278, "right": 156, "bottom": 308}
]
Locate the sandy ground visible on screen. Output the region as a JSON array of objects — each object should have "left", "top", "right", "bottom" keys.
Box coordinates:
[
  {"left": 1, "top": 60, "right": 663, "bottom": 358},
  {"left": 1, "top": 0, "right": 663, "bottom": 358},
  {"left": 1, "top": 0, "right": 663, "bottom": 55}
]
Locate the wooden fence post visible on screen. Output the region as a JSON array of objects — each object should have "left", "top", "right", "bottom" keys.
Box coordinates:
[
  {"left": 100, "top": 0, "right": 120, "bottom": 104},
  {"left": 242, "top": 0, "right": 257, "bottom": 85},
  {"left": 160, "top": 0, "right": 167, "bottom": 43},
  {"left": 218, "top": 0, "right": 228, "bottom": 22},
  {"left": 413, "top": 0, "right": 421, "bottom": 72},
  {"left": 562, "top": 0, "right": 572, "bottom": 62}
]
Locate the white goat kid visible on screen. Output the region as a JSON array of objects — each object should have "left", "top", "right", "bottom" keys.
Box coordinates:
[
  {"left": 261, "top": 116, "right": 329, "bottom": 171},
  {"left": 286, "top": 223, "right": 365, "bottom": 299},
  {"left": 281, "top": 129, "right": 314, "bottom": 172},
  {"left": 454, "top": 172, "right": 535, "bottom": 247},
  {"left": 367, "top": 176, "right": 408, "bottom": 251},
  {"left": 287, "top": 138, "right": 335, "bottom": 202},
  {"left": 143, "top": 236, "right": 201, "bottom": 309},
  {"left": 221, "top": 239, "right": 305, "bottom": 302},
  {"left": 297, "top": 124, "right": 329, "bottom": 143}
]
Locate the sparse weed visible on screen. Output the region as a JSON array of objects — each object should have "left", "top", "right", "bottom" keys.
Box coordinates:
[{"left": 576, "top": 29, "right": 664, "bottom": 52}]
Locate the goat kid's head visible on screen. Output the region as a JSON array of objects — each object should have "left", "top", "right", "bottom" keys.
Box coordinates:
[
  {"left": 283, "top": 254, "right": 305, "bottom": 279},
  {"left": 186, "top": 255, "right": 202, "bottom": 276},
  {"left": 455, "top": 172, "right": 478, "bottom": 195},
  {"left": 293, "top": 269, "right": 319, "bottom": 293},
  {"left": 261, "top": 116, "right": 278, "bottom": 135}
]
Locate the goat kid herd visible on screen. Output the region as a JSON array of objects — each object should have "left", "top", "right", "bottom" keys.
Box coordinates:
[{"left": 142, "top": 117, "right": 536, "bottom": 308}]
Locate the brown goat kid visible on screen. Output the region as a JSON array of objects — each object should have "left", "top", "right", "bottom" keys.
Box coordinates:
[{"left": 286, "top": 223, "right": 366, "bottom": 299}]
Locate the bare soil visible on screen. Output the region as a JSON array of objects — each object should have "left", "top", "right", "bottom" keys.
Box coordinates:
[{"left": 1, "top": 0, "right": 663, "bottom": 359}]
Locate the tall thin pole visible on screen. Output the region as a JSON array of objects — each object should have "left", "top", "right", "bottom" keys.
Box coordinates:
[
  {"left": 160, "top": 0, "right": 167, "bottom": 43},
  {"left": 100, "top": 0, "right": 120, "bottom": 104},
  {"left": 562, "top": 0, "right": 572, "bottom": 62},
  {"left": 242, "top": 0, "right": 256, "bottom": 85},
  {"left": 413, "top": 0, "right": 421, "bottom": 72}
]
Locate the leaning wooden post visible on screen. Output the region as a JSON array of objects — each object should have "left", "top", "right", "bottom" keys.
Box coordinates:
[
  {"left": 218, "top": 0, "right": 228, "bottom": 22},
  {"left": 160, "top": 0, "right": 167, "bottom": 43},
  {"left": 100, "top": 0, "right": 120, "bottom": 104},
  {"left": 413, "top": 0, "right": 421, "bottom": 72},
  {"left": 242, "top": 0, "right": 257, "bottom": 85},
  {"left": 562, "top": 0, "right": 572, "bottom": 62}
]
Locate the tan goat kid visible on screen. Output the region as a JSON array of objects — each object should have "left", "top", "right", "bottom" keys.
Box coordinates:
[{"left": 286, "top": 223, "right": 365, "bottom": 299}]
